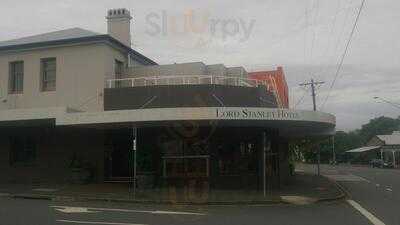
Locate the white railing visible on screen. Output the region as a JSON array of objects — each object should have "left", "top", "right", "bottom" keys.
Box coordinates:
[{"left": 106, "top": 75, "right": 270, "bottom": 90}]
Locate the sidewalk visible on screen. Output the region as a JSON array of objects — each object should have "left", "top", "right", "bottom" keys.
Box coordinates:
[{"left": 0, "top": 172, "right": 344, "bottom": 205}]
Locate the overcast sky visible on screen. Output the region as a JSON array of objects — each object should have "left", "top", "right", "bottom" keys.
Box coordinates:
[{"left": 1, "top": 0, "right": 399, "bottom": 131}]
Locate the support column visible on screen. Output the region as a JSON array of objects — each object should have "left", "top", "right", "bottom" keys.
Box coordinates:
[
  {"left": 393, "top": 151, "right": 396, "bottom": 168},
  {"left": 262, "top": 131, "right": 266, "bottom": 197},
  {"left": 129, "top": 127, "right": 137, "bottom": 199}
]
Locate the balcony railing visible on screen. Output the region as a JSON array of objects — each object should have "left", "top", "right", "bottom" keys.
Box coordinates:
[{"left": 106, "top": 75, "right": 270, "bottom": 90}]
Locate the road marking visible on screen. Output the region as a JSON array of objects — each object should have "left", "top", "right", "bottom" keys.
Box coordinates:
[
  {"left": 385, "top": 188, "right": 392, "bottom": 192},
  {"left": 347, "top": 200, "right": 385, "bottom": 225},
  {"left": 33, "top": 188, "right": 58, "bottom": 192},
  {"left": 281, "top": 196, "right": 317, "bottom": 205},
  {"left": 324, "top": 174, "right": 370, "bottom": 182},
  {"left": 52, "top": 206, "right": 206, "bottom": 216},
  {"left": 152, "top": 210, "right": 205, "bottom": 215},
  {"left": 56, "top": 219, "right": 145, "bottom": 225},
  {"left": 54, "top": 207, "right": 99, "bottom": 213},
  {"left": 357, "top": 175, "right": 371, "bottom": 183}
]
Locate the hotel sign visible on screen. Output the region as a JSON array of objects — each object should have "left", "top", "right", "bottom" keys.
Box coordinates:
[
  {"left": 57, "top": 107, "right": 335, "bottom": 129},
  {"left": 216, "top": 108, "right": 300, "bottom": 120}
]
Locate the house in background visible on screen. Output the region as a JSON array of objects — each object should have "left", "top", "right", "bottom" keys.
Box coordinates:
[
  {"left": 346, "top": 131, "right": 400, "bottom": 168},
  {"left": 367, "top": 131, "right": 400, "bottom": 167}
]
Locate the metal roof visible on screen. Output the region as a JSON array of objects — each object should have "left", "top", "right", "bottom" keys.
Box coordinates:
[
  {"left": 0, "top": 28, "right": 100, "bottom": 47},
  {"left": 377, "top": 134, "right": 400, "bottom": 145},
  {"left": 346, "top": 146, "right": 380, "bottom": 153},
  {"left": 0, "top": 28, "right": 157, "bottom": 65}
]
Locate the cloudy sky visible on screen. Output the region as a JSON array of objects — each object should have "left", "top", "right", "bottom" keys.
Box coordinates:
[{"left": 1, "top": 0, "right": 399, "bottom": 131}]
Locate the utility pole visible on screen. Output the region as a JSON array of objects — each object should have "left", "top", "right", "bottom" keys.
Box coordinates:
[
  {"left": 299, "top": 79, "right": 325, "bottom": 111},
  {"left": 263, "top": 131, "right": 267, "bottom": 197},
  {"left": 129, "top": 127, "right": 137, "bottom": 199},
  {"left": 332, "top": 135, "right": 336, "bottom": 165},
  {"left": 299, "top": 79, "right": 324, "bottom": 175}
]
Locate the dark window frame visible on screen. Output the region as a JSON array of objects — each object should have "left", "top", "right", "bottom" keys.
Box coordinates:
[
  {"left": 114, "top": 59, "right": 124, "bottom": 88},
  {"left": 9, "top": 135, "right": 37, "bottom": 166},
  {"left": 40, "top": 57, "right": 56, "bottom": 92},
  {"left": 8, "top": 61, "right": 24, "bottom": 94}
]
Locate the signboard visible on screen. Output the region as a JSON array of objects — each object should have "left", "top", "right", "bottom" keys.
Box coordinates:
[{"left": 216, "top": 108, "right": 300, "bottom": 120}]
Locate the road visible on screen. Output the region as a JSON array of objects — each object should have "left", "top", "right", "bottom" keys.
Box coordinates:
[
  {"left": 0, "top": 197, "right": 370, "bottom": 225},
  {"left": 316, "top": 164, "right": 400, "bottom": 225},
  {"left": 1, "top": 164, "right": 399, "bottom": 225}
]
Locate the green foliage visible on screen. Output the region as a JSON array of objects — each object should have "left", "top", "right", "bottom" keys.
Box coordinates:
[
  {"left": 359, "top": 116, "right": 400, "bottom": 143},
  {"left": 291, "top": 116, "right": 400, "bottom": 163}
]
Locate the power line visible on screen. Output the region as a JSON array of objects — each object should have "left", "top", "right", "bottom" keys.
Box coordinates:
[
  {"left": 321, "top": 0, "right": 366, "bottom": 109},
  {"left": 317, "top": 0, "right": 353, "bottom": 82},
  {"left": 309, "top": 0, "right": 320, "bottom": 70},
  {"left": 294, "top": 87, "right": 309, "bottom": 108},
  {"left": 303, "top": 1, "right": 310, "bottom": 67},
  {"left": 373, "top": 96, "right": 400, "bottom": 110},
  {"left": 313, "top": 0, "right": 342, "bottom": 81},
  {"left": 299, "top": 79, "right": 325, "bottom": 111}
]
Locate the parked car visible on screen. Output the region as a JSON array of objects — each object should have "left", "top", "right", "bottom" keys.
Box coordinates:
[{"left": 370, "top": 159, "right": 393, "bottom": 168}]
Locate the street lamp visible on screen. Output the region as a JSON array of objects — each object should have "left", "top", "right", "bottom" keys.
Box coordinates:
[
  {"left": 372, "top": 96, "right": 399, "bottom": 168},
  {"left": 373, "top": 96, "right": 400, "bottom": 110}
]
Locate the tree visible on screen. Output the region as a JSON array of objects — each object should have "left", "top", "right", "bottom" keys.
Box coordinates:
[
  {"left": 291, "top": 115, "right": 400, "bottom": 163},
  {"left": 359, "top": 116, "right": 400, "bottom": 143}
]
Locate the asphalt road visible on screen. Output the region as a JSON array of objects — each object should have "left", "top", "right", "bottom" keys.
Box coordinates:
[
  {"left": 318, "top": 164, "right": 400, "bottom": 225},
  {"left": 1, "top": 164, "right": 398, "bottom": 225},
  {"left": 0, "top": 197, "right": 370, "bottom": 225}
]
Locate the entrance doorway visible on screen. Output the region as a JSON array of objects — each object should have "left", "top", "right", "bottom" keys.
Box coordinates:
[
  {"left": 105, "top": 129, "right": 131, "bottom": 180},
  {"left": 162, "top": 155, "right": 210, "bottom": 202}
]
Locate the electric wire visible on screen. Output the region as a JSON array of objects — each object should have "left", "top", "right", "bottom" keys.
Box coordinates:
[
  {"left": 294, "top": 86, "right": 309, "bottom": 108},
  {"left": 321, "top": 0, "right": 366, "bottom": 110},
  {"left": 314, "top": 0, "right": 342, "bottom": 81}
]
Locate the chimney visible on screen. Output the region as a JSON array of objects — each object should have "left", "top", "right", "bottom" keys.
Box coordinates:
[{"left": 106, "top": 8, "right": 132, "bottom": 47}]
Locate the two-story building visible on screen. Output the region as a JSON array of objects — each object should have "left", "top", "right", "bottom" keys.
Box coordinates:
[{"left": 0, "top": 8, "right": 335, "bottom": 198}]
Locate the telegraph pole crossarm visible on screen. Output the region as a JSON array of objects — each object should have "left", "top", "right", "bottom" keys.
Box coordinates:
[
  {"left": 299, "top": 79, "right": 325, "bottom": 111},
  {"left": 299, "top": 78, "right": 325, "bottom": 176}
]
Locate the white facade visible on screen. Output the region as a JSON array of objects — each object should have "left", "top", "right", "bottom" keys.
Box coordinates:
[
  {"left": 0, "top": 43, "right": 128, "bottom": 112},
  {"left": 107, "top": 8, "right": 132, "bottom": 47}
]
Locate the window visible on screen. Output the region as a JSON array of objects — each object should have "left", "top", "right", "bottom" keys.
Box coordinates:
[
  {"left": 9, "top": 136, "right": 36, "bottom": 166},
  {"left": 41, "top": 58, "right": 56, "bottom": 91},
  {"left": 9, "top": 61, "right": 24, "bottom": 94},
  {"left": 115, "top": 59, "right": 124, "bottom": 78},
  {"left": 115, "top": 59, "right": 124, "bottom": 87}
]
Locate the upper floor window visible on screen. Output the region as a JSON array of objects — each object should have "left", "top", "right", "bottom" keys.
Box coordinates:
[
  {"left": 41, "top": 58, "right": 56, "bottom": 91},
  {"left": 115, "top": 59, "right": 124, "bottom": 78},
  {"left": 8, "top": 61, "right": 24, "bottom": 94},
  {"left": 115, "top": 59, "right": 124, "bottom": 87}
]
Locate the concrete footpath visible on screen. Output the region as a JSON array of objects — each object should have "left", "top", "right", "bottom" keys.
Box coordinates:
[{"left": 0, "top": 171, "right": 344, "bottom": 205}]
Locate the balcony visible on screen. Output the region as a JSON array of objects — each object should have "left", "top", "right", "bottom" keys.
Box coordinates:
[{"left": 106, "top": 75, "right": 271, "bottom": 91}]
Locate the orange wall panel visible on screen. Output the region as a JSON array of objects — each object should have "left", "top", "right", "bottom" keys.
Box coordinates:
[{"left": 248, "top": 67, "right": 289, "bottom": 108}]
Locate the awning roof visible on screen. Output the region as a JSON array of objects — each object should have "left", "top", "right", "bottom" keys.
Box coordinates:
[
  {"left": 346, "top": 146, "right": 380, "bottom": 153},
  {"left": 0, "top": 106, "right": 336, "bottom": 138}
]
